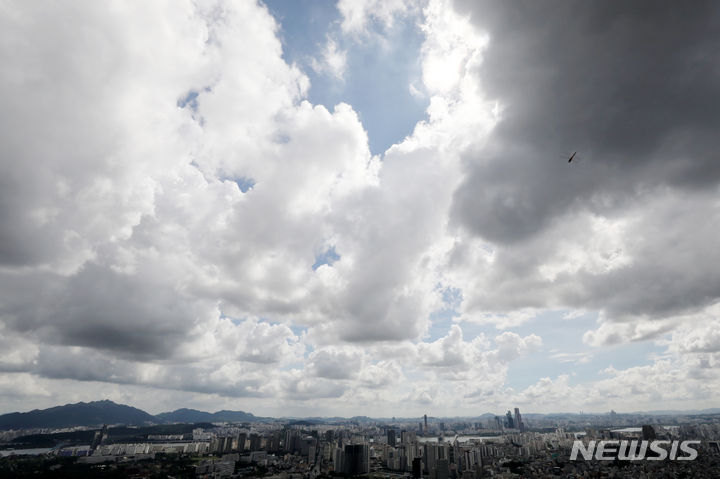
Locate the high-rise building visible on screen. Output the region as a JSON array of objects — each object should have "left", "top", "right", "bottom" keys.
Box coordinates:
[
  {"left": 412, "top": 457, "right": 422, "bottom": 479},
  {"left": 90, "top": 431, "right": 101, "bottom": 452},
  {"left": 401, "top": 430, "right": 416, "bottom": 444},
  {"left": 436, "top": 458, "right": 450, "bottom": 479},
  {"left": 333, "top": 447, "right": 344, "bottom": 472},
  {"left": 343, "top": 444, "right": 369, "bottom": 475},
  {"left": 388, "top": 429, "right": 396, "bottom": 447},
  {"left": 249, "top": 433, "right": 262, "bottom": 451},
  {"left": 309, "top": 444, "right": 317, "bottom": 465},
  {"left": 424, "top": 414, "right": 428, "bottom": 430},
  {"left": 284, "top": 429, "right": 299, "bottom": 453},
  {"left": 225, "top": 436, "right": 234, "bottom": 453},
  {"left": 423, "top": 442, "right": 449, "bottom": 475},
  {"left": 505, "top": 410, "right": 514, "bottom": 429},
  {"left": 514, "top": 407, "right": 525, "bottom": 432},
  {"left": 642, "top": 425, "right": 657, "bottom": 441},
  {"left": 236, "top": 433, "right": 247, "bottom": 452},
  {"left": 300, "top": 437, "right": 317, "bottom": 457},
  {"left": 423, "top": 443, "right": 435, "bottom": 474},
  {"left": 90, "top": 424, "right": 108, "bottom": 452},
  {"left": 267, "top": 433, "right": 281, "bottom": 452},
  {"left": 210, "top": 436, "right": 233, "bottom": 454}
]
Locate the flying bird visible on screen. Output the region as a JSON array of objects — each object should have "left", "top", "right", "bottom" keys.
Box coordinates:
[{"left": 568, "top": 151, "right": 577, "bottom": 163}]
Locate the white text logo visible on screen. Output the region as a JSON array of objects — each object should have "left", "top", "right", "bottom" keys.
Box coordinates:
[{"left": 570, "top": 440, "right": 700, "bottom": 461}]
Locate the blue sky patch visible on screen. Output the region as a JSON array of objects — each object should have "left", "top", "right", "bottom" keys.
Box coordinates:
[
  {"left": 264, "top": 0, "right": 428, "bottom": 155},
  {"left": 312, "top": 246, "right": 340, "bottom": 270},
  {"left": 177, "top": 90, "right": 199, "bottom": 111},
  {"left": 233, "top": 177, "right": 256, "bottom": 193}
]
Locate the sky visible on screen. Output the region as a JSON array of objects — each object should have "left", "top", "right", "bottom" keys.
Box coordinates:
[{"left": 1, "top": 0, "right": 719, "bottom": 418}]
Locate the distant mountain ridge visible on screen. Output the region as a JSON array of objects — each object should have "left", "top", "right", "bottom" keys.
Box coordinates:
[
  {"left": 2, "top": 400, "right": 720, "bottom": 431},
  {"left": 0, "top": 400, "right": 266, "bottom": 430},
  {"left": 0, "top": 399, "right": 156, "bottom": 430},
  {"left": 156, "top": 408, "right": 261, "bottom": 423}
]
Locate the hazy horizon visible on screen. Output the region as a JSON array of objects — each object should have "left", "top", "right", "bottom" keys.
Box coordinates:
[{"left": 4, "top": 397, "right": 720, "bottom": 420}]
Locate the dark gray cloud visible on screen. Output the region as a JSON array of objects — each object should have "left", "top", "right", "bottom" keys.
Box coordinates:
[
  {"left": 452, "top": 0, "right": 720, "bottom": 243},
  {"left": 443, "top": 0, "right": 720, "bottom": 332},
  {"left": 33, "top": 345, "right": 270, "bottom": 398},
  {"left": 0, "top": 264, "right": 204, "bottom": 360}
]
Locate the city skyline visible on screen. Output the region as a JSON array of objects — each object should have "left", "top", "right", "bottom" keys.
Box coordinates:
[
  {"left": 5, "top": 401, "right": 719, "bottom": 477},
  {"left": 1, "top": 1, "right": 720, "bottom": 418}
]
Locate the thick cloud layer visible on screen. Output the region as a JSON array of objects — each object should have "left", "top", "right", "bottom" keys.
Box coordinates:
[
  {"left": 1, "top": 0, "right": 719, "bottom": 416},
  {"left": 448, "top": 0, "right": 720, "bottom": 333}
]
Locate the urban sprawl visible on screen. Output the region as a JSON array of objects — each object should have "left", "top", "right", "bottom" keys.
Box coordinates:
[{"left": 3, "top": 409, "right": 720, "bottom": 477}]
